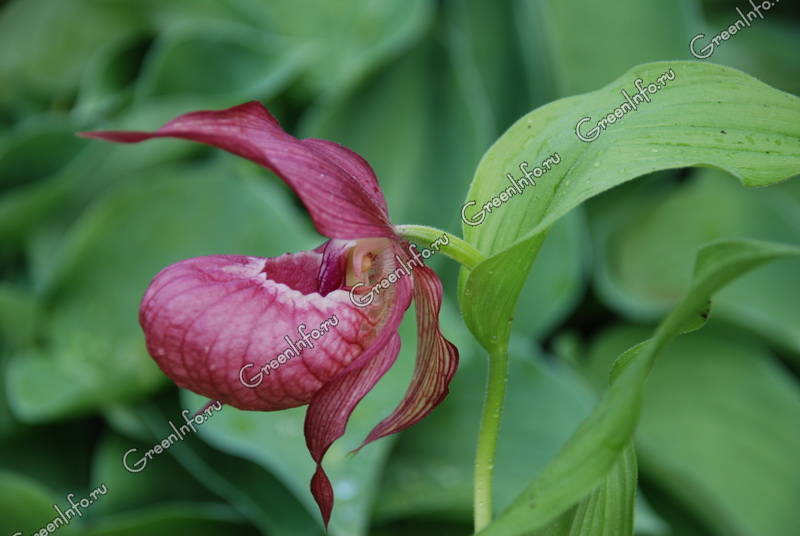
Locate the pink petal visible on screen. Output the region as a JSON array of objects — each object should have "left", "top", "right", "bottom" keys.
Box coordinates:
[
  {"left": 305, "top": 333, "right": 402, "bottom": 527},
  {"left": 140, "top": 247, "right": 403, "bottom": 411},
  {"left": 359, "top": 263, "right": 459, "bottom": 447},
  {"left": 80, "top": 102, "right": 393, "bottom": 239}
]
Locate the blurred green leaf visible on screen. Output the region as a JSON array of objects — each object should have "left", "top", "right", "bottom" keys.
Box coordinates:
[
  {"left": 90, "top": 432, "right": 220, "bottom": 516},
  {"left": 446, "top": 0, "right": 532, "bottom": 131},
  {"left": 134, "top": 23, "right": 308, "bottom": 102},
  {"left": 0, "top": 0, "right": 142, "bottom": 111},
  {"left": 514, "top": 0, "right": 697, "bottom": 97},
  {"left": 459, "top": 61, "right": 800, "bottom": 353},
  {"left": 134, "top": 399, "right": 321, "bottom": 536},
  {"left": 479, "top": 239, "right": 800, "bottom": 535},
  {"left": 0, "top": 116, "right": 86, "bottom": 190},
  {"left": 0, "top": 422, "right": 94, "bottom": 495},
  {"left": 590, "top": 168, "right": 800, "bottom": 357},
  {"left": 586, "top": 323, "right": 800, "bottom": 536},
  {"left": 83, "top": 503, "right": 250, "bottom": 536},
  {"left": 0, "top": 470, "right": 78, "bottom": 536},
  {"left": 703, "top": 15, "right": 800, "bottom": 96}
]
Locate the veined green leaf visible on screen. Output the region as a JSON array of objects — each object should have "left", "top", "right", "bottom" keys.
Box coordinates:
[
  {"left": 479, "top": 239, "right": 800, "bottom": 535},
  {"left": 586, "top": 323, "right": 800, "bottom": 536},
  {"left": 590, "top": 168, "right": 800, "bottom": 357},
  {"left": 459, "top": 61, "right": 800, "bottom": 352},
  {"left": 531, "top": 443, "right": 637, "bottom": 536}
]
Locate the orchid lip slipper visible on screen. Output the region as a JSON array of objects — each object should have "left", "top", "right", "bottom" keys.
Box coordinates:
[{"left": 80, "top": 102, "right": 464, "bottom": 526}]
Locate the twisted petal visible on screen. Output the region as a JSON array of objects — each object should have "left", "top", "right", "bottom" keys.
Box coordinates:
[
  {"left": 80, "top": 102, "right": 393, "bottom": 239},
  {"left": 359, "top": 263, "right": 459, "bottom": 447},
  {"left": 305, "top": 334, "right": 402, "bottom": 527},
  {"left": 139, "top": 244, "right": 409, "bottom": 411}
]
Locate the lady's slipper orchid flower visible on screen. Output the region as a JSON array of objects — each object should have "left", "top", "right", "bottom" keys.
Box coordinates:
[{"left": 80, "top": 102, "right": 458, "bottom": 526}]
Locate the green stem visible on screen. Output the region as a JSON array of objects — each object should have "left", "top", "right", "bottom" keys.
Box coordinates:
[
  {"left": 394, "top": 224, "right": 485, "bottom": 270},
  {"left": 474, "top": 343, "right": 509, "bottom": 532}
]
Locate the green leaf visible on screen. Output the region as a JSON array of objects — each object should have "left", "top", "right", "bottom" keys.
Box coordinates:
[
  {"left": 0, "top": 0, "right": 142, "bottom": 110},
  {"left": 135, "top": 399, "right": 321, "bottom": 536},
  {"left": 0, "top": 422, "right": 94, "bottom": 496},
  {"left": 702, "top": 15, "right": 800, "bottom": 97},
  {"left": 531, "top": 444, "right": 637, "bottom": 536},
  {"left": 586, "top": 323, "right": 800, "bottom": 536},
  {"left": 82, "top": 504, "right": 251, "bottom": 536},
  {"left": 478, "top": 239, "right": 800, "bottom": 536},
  {"left": 133, "top": 23, "right": 308, "bottom": 102},
  {"left": 513, "top": 209, "right": 589, "bottom": 339},
  {"left": 0, "top": 471, "right": 78, "bottom": 536},
  {"left": 513, "top": 0, "right": 698, "bottom": 98},
  {"left": 459, "top": 61, "right": 800, "bottom": 353},
  {"left": 590, "top": 168, "right": 800, "bottom": 357},
  {"left": 0, "top": 116, "right": 86, "bottom": 190},
  {"left": 90, "top": 432, "right": 220, "bottom": 516}
]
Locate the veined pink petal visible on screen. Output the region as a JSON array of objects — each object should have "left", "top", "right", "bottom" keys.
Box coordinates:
[
  {"left": 359, "top": 264, "right": 459, "bottom": 447},
  {"left": 140, "top": 248, "right": 403, "bottom": 411},
  {"left": 80, "top": 102, "right": 393, "bottom": 239},
  {"left": 305, "top": 333, "right": 401, "bottom": 527}
]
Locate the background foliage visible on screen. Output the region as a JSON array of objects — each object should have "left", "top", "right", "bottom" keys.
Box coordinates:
[{"left": 0, "top": 0, "right": 798, "bottom": 535}]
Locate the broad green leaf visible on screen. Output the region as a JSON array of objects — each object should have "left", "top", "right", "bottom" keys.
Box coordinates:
[
  {"left": 0, "top": 422, "right": 94, "bottom": 496},
  {"left": 0, "top": 471, "right": 78, "bottom": 536},
  {"left": 6, "top": 160, "right": 319, "bottom": 421},
  {"left": 514, "top": 209, "right": 589, "bottom": 339},
  {"left": 90, "top": 432, "right": 220, "bottom": 516},
  {"left": 532, "top": 444, "right": 637, "bottom": 536},
  {"left": 701, "top": 14, "right": 800, "bottom": 96},
  {"left": 133, "top": 23, "right": 308, "bottom": 102},
  {"left": 589, "top": 168, "right": 800, "bottom": 356},
  {"left": 0, "top": 116, "right": 86, "bottom": 190},
  {"left": 82, "top": 504, "right": 251, "bottom": 536},
  {"left": 0, "top": 0, "right": 142, "bottom": 111},
  {"left": 459, "top": 61, "right": 800, "bottom": 353},
  {"left": 131, "top": 399, "right": 321, "bottom": 536},
  {"left": 0, "top": 284, "right": 39, "bottom": 351},
  {"left": 446, "top": 0, "right": 533, "bottom": 130},
  {"left": 586, "top": 323, "right": 800, "bottom": 536},
  {"left": 514, "top": 0, "right": 697, "bottom": 97},
  {"left": 249, "top": 0, "right": 433, "bottom": 98},
  {"left": 478, "top": 239, "right": 800, "bottom": 535}
]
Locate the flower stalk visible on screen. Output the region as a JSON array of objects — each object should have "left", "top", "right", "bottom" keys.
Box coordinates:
[
  {"left": 473, "top": 343, "right": 509, "bottom": 532},
  {"left": 395, "top": 224, "right": 485, "bottom": 270}
]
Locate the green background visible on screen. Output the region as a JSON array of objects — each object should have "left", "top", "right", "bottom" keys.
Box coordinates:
[{"left": 1, "top": 0, "right": 798, "bottom": 534}]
